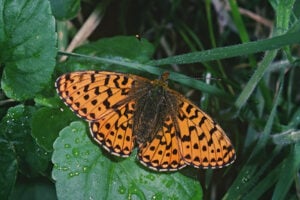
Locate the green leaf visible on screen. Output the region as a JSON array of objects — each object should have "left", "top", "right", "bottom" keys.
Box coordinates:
[
  {"left": 0, "top": 141, "right": 18, "bottom": 199},
  {"left": 10, "top": 178, "right": 57, "bottom": 200},
  {"left": 225, "top": 70, "right": 285, "bottom": 199},
  {"left": 147, "top": 31, "right": 300, "bottom": 66},
  {"left": 0, "top": 105, "right": 51, "bottom": 177},
  {"left": 78, "top": 36, "right": 155, "bottom": 63},
  {"left": 0, "top": 0, "right": 56, "bottom": 100},
  {"left": 52, "top": 121, "right": 202, "bottom": 200},
  {"left": 272, "top": 129, "right": 300, "bottom": 145},
  {"left": 234, "top": 50, "right": 277, "bottom": 109},
  {"left": 49, "top": 0, "right": 80, "bottom": 20},
  {"left": 32, "top": 106, "right": 78, "bottom": 152},
  {"left": 34, "top": 96, "right": 62, "bottom": 108},
  {"left": 59, "top": 36, "right": 155, "bottom": 73},
  {"left": 272, "top": 143, "right": 300, "bottom": 200}
]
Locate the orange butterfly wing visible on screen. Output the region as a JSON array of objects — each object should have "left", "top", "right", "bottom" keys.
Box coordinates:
[
  {"left": 138, "top": 115, "right": 186, "bottom": 171},
  {"left": 138, "top": 81, "right": 235, "bottom": 170},
  {"left": 90, "top": 102, "right": 135, "bottom": 156},
  {"left": 56, "top": 71, "right": 135, "bottom": 120},
  {"left": 56, "top": 71, "right": 236, "bottom": 170},
  {"left": 175, "top": 97, "right": 236, "bottom": 168},
  {"left": 55, "top": 71, "right": 140, "bottom": 156}
]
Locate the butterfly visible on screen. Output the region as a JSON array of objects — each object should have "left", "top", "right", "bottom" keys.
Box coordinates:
[{"left": 55, "top": 71, "right": 236, "bottom": 171}]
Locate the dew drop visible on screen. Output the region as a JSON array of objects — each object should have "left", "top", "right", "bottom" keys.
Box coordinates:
[
  {"left": 62, "top": 166, "right": 69, "bottom": 171},
  {"left": 164, "top": 180, "right": 173, "bottom": 188},
  {"left": 118, "top": 185, "right": 126, "bottom": 194},
  {"left": 68, "top": 171, "right": 79, "bottom": 177},
  {"left": 152, "top": 194, "right": 162, "bottom": 200},
  {"left": 72, "top": 148, "right": 79, "bottom": 157},
  {"left": 82, "top": 166, "right": 88, "bottom": 172},
  {"left": 242, "top": 177, "right": 249, "bottom": 183},
  {"left": 145, "top": 174, "right": 155, "bottom": 181},
  {"left": 75, "top": 137, "right": 80, "bottom": 144}
]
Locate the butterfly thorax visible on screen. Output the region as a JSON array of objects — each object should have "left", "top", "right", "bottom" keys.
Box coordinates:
[{"left": 133, "top": 78, "right": 172, "bottom": 145}]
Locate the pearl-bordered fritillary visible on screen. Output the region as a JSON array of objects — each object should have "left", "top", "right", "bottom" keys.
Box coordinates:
[{"left": 55, "top": 71, "right": 236, "bottom": 171}]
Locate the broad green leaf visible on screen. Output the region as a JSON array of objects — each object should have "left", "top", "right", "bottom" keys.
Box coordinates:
[
  {"left": 32, "top": 106, "right": 78, "bottom": 152},
  {"left": 0, "top": 105, "right": 51, "bottom": 177},
  {"left": 34, "top": 96, "right": 62, "bottom": 108},
  {"left": 49, "top": 0, "right": 80, "bottom": 20},
  {"left": 0, "top": 141, "right": 18, "bottom": 199},
  {"left": 76, "top": 36, "right": 154, "bottom": 63},
  {"left": 0, "top": 0, "right": 56, "bottom": 100},
  {"left": 10, "top": 179, "right": 57, "bottom": 200},
  {"left": 59, "top": 36, "right": 155, "bottom": 74},
  {"left": 52, "top": 121, "right": 202, "bottom": 200}
]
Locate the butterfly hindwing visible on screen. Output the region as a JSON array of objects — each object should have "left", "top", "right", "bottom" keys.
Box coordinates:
[
  {"left": 175, "top": 99, "right": 236, "bottom": 168},
  {"left": 89, "top": 101, "right": 135, "bottom": 157},
  {"left": 138, "top": 115, "right": 186, "bottom": 171}
]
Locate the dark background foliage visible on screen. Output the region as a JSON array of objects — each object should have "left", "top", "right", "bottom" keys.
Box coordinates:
[{"left": 1, "top": 0, "right": 300, "bottom": 199}]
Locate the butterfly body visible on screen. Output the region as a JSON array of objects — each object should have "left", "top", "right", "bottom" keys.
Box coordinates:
[
  {"left": 132, "top": 75, "right": 172, "bottom": 144},
  {"left": 56, "top": 71, "right": 236, "bottom": 171}
]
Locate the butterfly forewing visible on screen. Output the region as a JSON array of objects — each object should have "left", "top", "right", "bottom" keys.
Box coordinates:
[{"left": 55, "top": 71, "right": 135, "bottom": 121}]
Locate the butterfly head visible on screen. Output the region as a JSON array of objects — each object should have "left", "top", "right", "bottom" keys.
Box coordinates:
[
  {"left": 151, "top": 71, "right": 170, "bottom": 87},
  {"left": 160, "top": 71, "right": 170, "bottom": 81}
]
